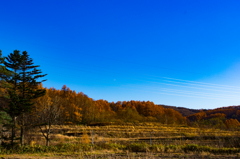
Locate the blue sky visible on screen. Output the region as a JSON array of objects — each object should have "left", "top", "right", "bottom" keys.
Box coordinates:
[{"left": 1, "top": 0, "right": 240, "bottom": 109}]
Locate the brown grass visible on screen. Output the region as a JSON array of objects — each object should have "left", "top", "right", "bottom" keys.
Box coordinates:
[{"left": 3, "top": 122, "right": 240, "bottom": 158}]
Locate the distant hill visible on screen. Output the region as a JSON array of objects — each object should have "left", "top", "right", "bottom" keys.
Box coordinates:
[
  {"left": 160, "top": 105, "right": 202, "bottom": 117},
  {"left": 204, "top": 105, "right": 240, "bottom": 119},
  {"left": 185, "top": 105, "right": 240, "bottom": 122},
  {"left": 160, "top": 104, "right": 240, "bottom": 118}
]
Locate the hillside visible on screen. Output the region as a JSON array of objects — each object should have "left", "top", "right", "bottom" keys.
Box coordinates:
[
  {"left": 186, "top": 105, "right": 240, "bottom": 128},
  {"left": 160, "top": 105, "right": 202, "bottom": 117}
]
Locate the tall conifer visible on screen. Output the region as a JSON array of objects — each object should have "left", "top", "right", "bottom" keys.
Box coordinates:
[
  {"left": 2, "top": 50, "right": 22, "bottom": 147},
  {"left": 18, "top": 51, "right": 47, "bottom": 145},
  {"left": 1, "top": 50, "right": 47, "bottom": 147}
]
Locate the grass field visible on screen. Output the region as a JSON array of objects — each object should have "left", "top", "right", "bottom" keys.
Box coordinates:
[{"left": 1, "top": 122, "right": 240, "bottom": 158}]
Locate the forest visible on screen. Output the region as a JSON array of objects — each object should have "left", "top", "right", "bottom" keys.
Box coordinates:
[{"left": 0, "top": 50, "right": 240, "bottom": 158}]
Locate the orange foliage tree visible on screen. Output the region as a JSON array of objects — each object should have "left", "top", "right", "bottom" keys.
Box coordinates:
[
  {"left": 208, "top": 113, "right": 226, "bottom": 119},
  {"left": 225, "top": 119, "right": 240, "bottom": 129},
  {"left": 29, "top": 85, "right": 63, "bottom": 146},
  {"left": 60, "top": 85, "right": 82, "bottom": 124},
  {"left": 110, "top": 100, "right": 186, "bottom": 124},
  {"left": 28, "top": 85, "right": 188, "bottom": 126},
  {"left": 94, "top": 99, "right": 115, "bottom": 122},
  {"left": 187, "top": 111, "right": 207, "bottom": 121}
]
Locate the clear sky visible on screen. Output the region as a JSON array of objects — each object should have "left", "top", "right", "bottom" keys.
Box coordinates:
[{"left": 1, "top": 0, "right": 240, "bottom": 109}]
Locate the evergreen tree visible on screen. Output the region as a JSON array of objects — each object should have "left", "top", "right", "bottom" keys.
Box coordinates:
[
  {"left": 1, "top": 50, "right": 22, "bottom": 147},
  {"left": 0, "top": 50, "right": 47, "bottom": 147},
  {"left": 18, "top": 51, "right": 47, "bottom": 145},
  {"left": 0, "top": 50, "right": 4, "bottom": 76},
  {"left": 0, "top": 50, "right": 7, "bottom": 108},
  {"left": 0, "top": 49, "right": 12, "bottom": 96},
  {"left": 0, "top": 50, "right": 8, "bottom": 77},
  {"left": 0, "top": 51, "right": 12, "bottom": 146}
]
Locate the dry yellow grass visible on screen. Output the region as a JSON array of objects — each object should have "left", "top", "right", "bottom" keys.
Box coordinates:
[
  {"left": 22, "top": 122, "right": 240, "bottom": 150},
  {"left": 81, "top": 131, "right": 90, "bottom": 144}
]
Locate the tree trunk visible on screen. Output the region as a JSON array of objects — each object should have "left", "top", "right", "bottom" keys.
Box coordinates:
[
  {"left": 46, "top": 123, "right": 51, "bottom": 146},
  {"left": 20, "top": 125, "right": 24, "bottom": 146},
  {"left": 0, "top": 125, "right": 2, "bottom": 145},
  {"left": 46, "top": 138, "right": 49, "bottom": 146},
  {"left": 20, "top": 114, "right": 24, "bottom": 146},
  {"left": 11, "top": 122, "right": 14, "bottom": 148},
  {"left": 11, "top": 116, "right": 16, "bottom": 148}
]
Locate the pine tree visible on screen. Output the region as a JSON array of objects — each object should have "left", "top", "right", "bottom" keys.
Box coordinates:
[
  {"left": 0, "top": 52, "right": 12, "bottom": 145},
  {"left": 18, "top": 51, "right": 47, "bottom": 146},
  {"left": 1, "top": 50, "right": 22, "bottom": 148},
  {"left": 0, "top": 50, "right": 4, "bottom": 76},
  {"left": 0, "top": 50, "right": 8, "bottom": 78},
  {"left": 1, "top": 50, "right": 47, "bottom": 147},
  {"left": 0, "top": 49, "right": 12, "bottom": 98},
  {"left": 0, "top": 50, "right": 9, "bottom": 111}
]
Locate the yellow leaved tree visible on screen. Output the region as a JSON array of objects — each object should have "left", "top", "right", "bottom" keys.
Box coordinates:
[{"left": 30, "top": 85, "right": 63, "bottom": 146}]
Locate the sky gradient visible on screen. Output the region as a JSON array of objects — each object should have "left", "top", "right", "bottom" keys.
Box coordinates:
[{"left": 1, "top": 0, "right": 240, "bottom": 109}]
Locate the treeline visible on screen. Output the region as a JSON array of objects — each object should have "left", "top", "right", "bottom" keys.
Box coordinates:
[
  {"left": 27, "top": 84, "right": 187, "bottom": 125},
  {"left": 0, "top": 82, "right": 187, "bottom": 146},
  {"left": 186, "top": 106, "right": 240, "bottom": 129},
  {"left": 161, "top": 105, "right": 201, "bottom": 117},
  {"left": 0, "top": 84, "right": 187, "bottom": 146}
]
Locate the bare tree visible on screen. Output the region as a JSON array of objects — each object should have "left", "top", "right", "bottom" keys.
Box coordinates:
[{"left": 30, "top": 89, "right": 63, "bottom": 146}]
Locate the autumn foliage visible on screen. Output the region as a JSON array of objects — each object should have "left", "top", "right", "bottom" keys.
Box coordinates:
[
  {"left": 186, "top": 106, "right": 240, "bottom": 129},
  {"left": 225, "top": 119, "right": 240, "bottom": 129},
  {"left": 26, "top": 85, "right": 187, "bottom": 125},
  {"left": 187, "top": 111, "right": 207, "bottom": 121}
]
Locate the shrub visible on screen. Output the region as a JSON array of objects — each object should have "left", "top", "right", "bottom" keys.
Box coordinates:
[
  {"left": 81, "top": 131, "right": 90, "bottom": 144},
  {"left": 126, "top": 143, "right": 149, "bottom": 152}
]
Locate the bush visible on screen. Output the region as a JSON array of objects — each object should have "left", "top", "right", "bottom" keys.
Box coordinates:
[
  {"left": 81, "top": 131, "right": 90, "bottom": 144},
  {"left": 126, "top": 143, "right": 149, "bottom": 152},
  {"left": 182, "top": 144, "right": 199, "bottom": 153}
]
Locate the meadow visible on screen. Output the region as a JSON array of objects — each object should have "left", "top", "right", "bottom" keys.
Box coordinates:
[{"left": 1, "top": 122, "right": 240, "bottom": 158}]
